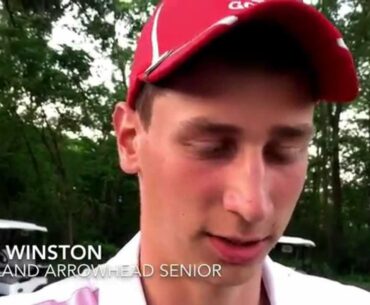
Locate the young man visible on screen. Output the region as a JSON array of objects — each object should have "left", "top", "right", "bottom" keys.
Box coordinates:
[{"left": 1, "top": 0, "right": 369, "bottom": 304}]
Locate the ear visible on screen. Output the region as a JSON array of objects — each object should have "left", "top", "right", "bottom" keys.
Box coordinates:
[{"left": 113, "top": 102, "right": 141, "bottom": 174}]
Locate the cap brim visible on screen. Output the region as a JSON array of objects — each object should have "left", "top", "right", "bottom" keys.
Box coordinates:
[{"left": 140, "top": 0, "right": 358, "bottom": 103}]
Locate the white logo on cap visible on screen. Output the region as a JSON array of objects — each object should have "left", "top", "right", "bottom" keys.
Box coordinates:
[
  {"left": 337, "top": 38, "right": 349, "bottom": 50},
  {"left": 229, "top": 0, "right": 264, "bottom": 10}
]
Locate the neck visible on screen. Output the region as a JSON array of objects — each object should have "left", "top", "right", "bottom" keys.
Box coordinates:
[
  {"left": 141, "top": 275, "right": 267, "bottom": 305},
  {"left": 140, "top": 239, "right": 268, "bottom": 305}
]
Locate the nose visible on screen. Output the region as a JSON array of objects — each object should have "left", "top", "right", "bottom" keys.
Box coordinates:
[{"left": 222, "top": 148, "right": 272, "bottom": 224}]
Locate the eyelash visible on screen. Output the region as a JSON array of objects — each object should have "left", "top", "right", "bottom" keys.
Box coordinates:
[
  {"left": 187, "top": 140, "right": 305, "bottom": 164},
  {"left": 264, "top": 146, "right": 303, "bottom": 164},
  {"left": 188, "top": 139, "right": 236, "bottom": 159}
]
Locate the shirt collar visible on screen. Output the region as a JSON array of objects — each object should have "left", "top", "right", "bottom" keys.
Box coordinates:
[{"left": 96, "top": 232, "right": 285, "bottom": 305}]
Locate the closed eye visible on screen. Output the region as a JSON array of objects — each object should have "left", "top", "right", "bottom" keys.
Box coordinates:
[
  {"left": 264, "top": 144, "right": 307, "bottom": 164},
  {"left": 185, "top": 138, "right": 237, "bottom": 160}
]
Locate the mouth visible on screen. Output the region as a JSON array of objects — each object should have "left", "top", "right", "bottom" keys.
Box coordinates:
[{"left": 206, "top": 233, "right": 269, "bottom": 265}]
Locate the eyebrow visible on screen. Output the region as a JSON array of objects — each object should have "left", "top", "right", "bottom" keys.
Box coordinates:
[
  {"left": 269, "top": 124, "right": 315, "bottom": 141},
  {"left": 178, "top": 117, "right": 243, "bottom": 137},
  {"left": 177, "top": 117, "right": 315, "bottom": 140}
]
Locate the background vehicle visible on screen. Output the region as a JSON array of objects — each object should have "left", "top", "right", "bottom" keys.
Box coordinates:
[
  {"left": 271, "top": 235, "right": 316, "bottom": 273},
  {"left": 0, "top": 219, "right": 48, "bottom": 296}
]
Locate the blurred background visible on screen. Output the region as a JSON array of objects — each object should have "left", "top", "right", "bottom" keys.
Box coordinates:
[{"left": 0, "top": 0, "right": 369, "bottom": 291}]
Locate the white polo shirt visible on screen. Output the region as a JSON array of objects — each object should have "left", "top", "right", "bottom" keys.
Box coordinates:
[{"left": 0, "top": 232, "right": 369, "bottom": 305}]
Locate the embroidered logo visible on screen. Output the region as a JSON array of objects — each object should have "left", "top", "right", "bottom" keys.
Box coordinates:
[{"left": 228, "top": 0, "right": 265, "bottom": 10}]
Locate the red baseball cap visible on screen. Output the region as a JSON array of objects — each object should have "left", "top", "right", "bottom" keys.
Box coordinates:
[{"left": 126, "top": 0, "right": 358, "bottom": 108}]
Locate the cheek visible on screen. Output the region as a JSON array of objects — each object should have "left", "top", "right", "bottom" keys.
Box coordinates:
[
  {"left": 139, "top": 138, "right": 223, "bottom": 221},
  {"left": 165, "top": 160, "right": 226, "bottom": 235},
  {"left": 163, "top": 158, "right": 224, "bottom": 209},
  {"left": 269, "top": 161, "right": 308, "bottom": 213}
]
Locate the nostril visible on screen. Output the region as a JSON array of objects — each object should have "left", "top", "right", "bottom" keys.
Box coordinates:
[{"left": 223, "top": 188, "right": 270, "bottom": 223}]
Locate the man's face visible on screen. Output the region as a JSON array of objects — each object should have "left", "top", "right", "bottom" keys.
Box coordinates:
[{"left": 116, "top": 61, "right": 315, "bottom": 285}]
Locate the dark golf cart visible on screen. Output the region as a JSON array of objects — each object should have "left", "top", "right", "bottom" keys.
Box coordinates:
[{"left": 271, "top": 235, "right": 316, "bottom": 273}]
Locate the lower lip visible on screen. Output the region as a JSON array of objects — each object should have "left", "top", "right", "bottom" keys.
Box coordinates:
[{"left": 208, "top": 235, "right": 267, "bottom": 265}]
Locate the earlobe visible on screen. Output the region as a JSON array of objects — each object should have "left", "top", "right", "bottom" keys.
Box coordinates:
[{"left": 113, "top": 102, "right": 140, "bottom": 174}]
